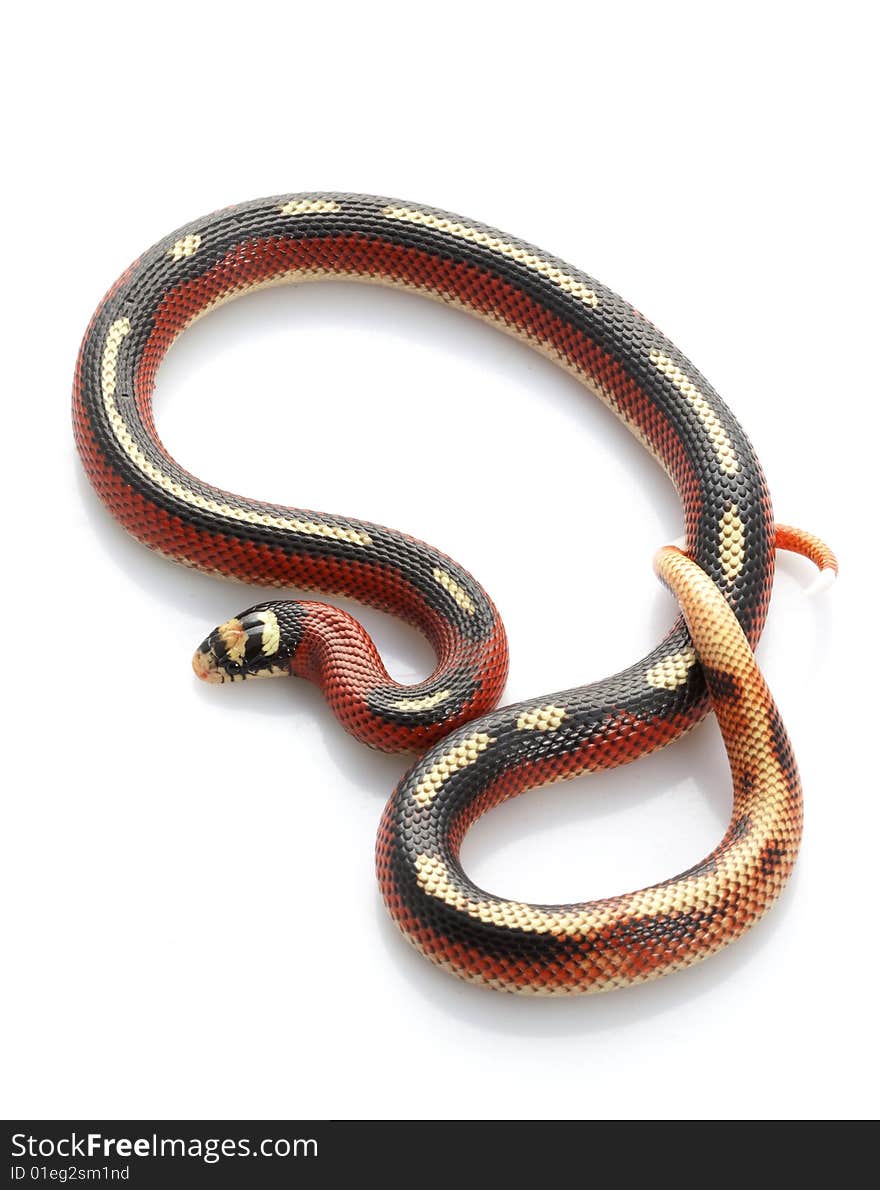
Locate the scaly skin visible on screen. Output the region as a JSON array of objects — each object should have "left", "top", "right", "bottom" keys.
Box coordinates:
[
  {"left": 377, "top": 543, "right": 831, "bottom": 993},
  {"left": 73, "top": 194, "right": 834, "bottom": 992}
]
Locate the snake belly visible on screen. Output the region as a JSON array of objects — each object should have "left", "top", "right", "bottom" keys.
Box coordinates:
[{"left": 74, "top": 194, "right": 776, "bottom": 992}]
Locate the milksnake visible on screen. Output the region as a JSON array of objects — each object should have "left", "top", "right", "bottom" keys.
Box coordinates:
[{"left": 73, "top": 194, "right": 835, "bottom": 994}]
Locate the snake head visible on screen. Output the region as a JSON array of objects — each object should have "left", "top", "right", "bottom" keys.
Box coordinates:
[{"left": 192, "top": 606, "right": 293, "bottom": 684}]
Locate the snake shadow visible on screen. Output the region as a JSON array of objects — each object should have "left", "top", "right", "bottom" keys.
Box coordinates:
[
  {"left": 367, "top": 557, "right": 833, "bottom": 1036},
  {"left": 71, "top": 280, "right": 835, "bottom": 1035},
  {"left": 74, "top": 449, "right": 831, "bottom": 1039},
  {"left": 369, "top": 719, "right": 806, "bottom": 1037},
  {"left": 373, "top": 882, "right": 803, "bottom": 1037}
]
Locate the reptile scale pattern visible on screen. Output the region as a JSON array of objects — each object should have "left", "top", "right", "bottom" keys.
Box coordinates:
[{"left": 74, "top": 193, "right": 803, "bottom": 993}]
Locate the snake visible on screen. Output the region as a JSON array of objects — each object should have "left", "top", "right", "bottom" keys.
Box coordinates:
[{"left": 73, "top": 193, "right": 836, "bottom": 994}]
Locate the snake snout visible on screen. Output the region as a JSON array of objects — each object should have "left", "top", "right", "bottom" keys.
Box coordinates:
[{"left": 192, "top": 638, "right": 225, "bottom": 683}]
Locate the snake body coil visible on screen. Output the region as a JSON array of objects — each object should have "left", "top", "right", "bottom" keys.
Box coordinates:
[{"left": 75, "top": 194, "right": 817, "bottom": 993}]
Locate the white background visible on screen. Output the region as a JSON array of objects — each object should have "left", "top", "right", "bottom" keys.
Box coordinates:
[{"left": 2, "top": 1, "right": 876, "bottom": 1121}]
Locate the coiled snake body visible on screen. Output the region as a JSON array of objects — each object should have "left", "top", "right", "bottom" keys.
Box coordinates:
[{"left": 74, "top": 194, "right": 834, "bottom": 994}]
